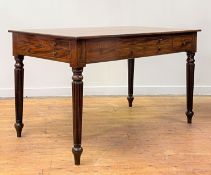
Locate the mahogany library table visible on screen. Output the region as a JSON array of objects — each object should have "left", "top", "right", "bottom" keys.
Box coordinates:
[{"left": 9, "top": 26, "right": 200, "bottom": 165}]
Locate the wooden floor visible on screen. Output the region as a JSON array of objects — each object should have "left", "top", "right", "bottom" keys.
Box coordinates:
[{"left": 0, "top": 96, "right": 211, "bottom": 175}]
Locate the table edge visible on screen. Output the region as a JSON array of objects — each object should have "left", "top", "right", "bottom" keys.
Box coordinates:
[{"left": 8, "top": 29, "right": 201, "bottom": 39}]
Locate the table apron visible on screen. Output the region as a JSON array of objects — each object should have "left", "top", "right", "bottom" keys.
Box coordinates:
[
  {"left": 12, "top": 32, "right": 197, "bottom": 66},
  {"left": 85, "top": 33, "right": 197, "bottom": 63}
]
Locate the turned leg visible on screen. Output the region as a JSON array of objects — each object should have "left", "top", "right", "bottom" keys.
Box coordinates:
[
  {"left": 186, "top": 52, "right": 195, "bottom": 124},
  {"left": 127, "top": 59, "right": 135, "bottom": 107},
  {"left": 14, "top": 55, "right": 24, "bottom": 137},
  {"left": 72, "top": 68, "right": 83, "bottom": 165}
]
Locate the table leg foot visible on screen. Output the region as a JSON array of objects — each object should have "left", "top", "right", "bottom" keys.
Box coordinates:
[
  {"left": 127, "top": 96, "right": 134, "bottom": 107},
  {"left": 72, "top": 147, "right": 83, "bottom": 165},
  {"left": 72, "top": 68, "right": 84, "bottom": 165},
  {"left": 186, "top": 111, "right": 194, "bottom": 124},
  {"left": 14, "top": 55, "right": 24, "bottom": 137},
  {"left": 127, "top": 59, "right": 135, "bottom": 107},
  {"left": 186, "top": 52, "right": 195, "bottom": 124},
  {"left": 14, "top": 123, "right": 24, "bottom": 137}
]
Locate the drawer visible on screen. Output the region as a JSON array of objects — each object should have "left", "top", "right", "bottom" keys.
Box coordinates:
[
  {"left": 86, "top": 38, "right": 120, "bottom": 62},
  {"left": 86, "top": 37, "right": 146, "bottom": 61},
  {"left": 17, "top": 34, "right": 54, "bottom": 58},
  {"left": 134, "top": 36, "right": 173, "bottom": 57},
  {"left": 118, "top": 36, "right": 173, "bottom": 58},
  {"left": 173, "top": 34, "right": 193, "bottom": 51},
  {"left": 118, "top": 37, "right": 145, "bottom": 58},
  {"left": 86, "top": 35, "right": 174, "bottom": 62},
  {"left": 16, "top": 34, "right": 70, "bottom": 62}
]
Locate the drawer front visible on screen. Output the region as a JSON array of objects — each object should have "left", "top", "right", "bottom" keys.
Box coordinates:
[
  {"left": 86, "top": 38, "right": 120, "bottom": 62},
  {"left": 16, "top": 34, "right": 70, "bottom": 63},
  {"left": 17, "top": 34, "right": 54, "bottom": 58},
  {"left": 173, "top": 34, "right": 193, "bottom": 51},
  {"left": 137, "top": 36, "right": 173, "bottom": 57},
  {"left": 86, "top": 35, "right": 174, "bottom": 63},
  {"left": 118, "top": 37, "right": 145, "bottom": 58}
]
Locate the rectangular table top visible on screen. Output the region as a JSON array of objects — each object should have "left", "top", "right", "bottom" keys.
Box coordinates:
[{"left": 9, "top": 26, "right": 200, "bottom": 39}]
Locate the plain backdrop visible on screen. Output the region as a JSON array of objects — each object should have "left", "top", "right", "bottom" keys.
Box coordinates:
[{"left": 0, "top": 0, "right": 210, "bottom": 97}]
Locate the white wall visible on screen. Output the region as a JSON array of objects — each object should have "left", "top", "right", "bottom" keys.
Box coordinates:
[{"left": 0, "top": 0, "right": 210, "bottom": 97}]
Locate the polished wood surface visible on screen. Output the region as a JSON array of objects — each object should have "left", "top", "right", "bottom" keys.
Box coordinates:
[
  {"left": 186, "top": 52, "right": 195, "bottom": 123},
  {"left": 14, "top": 55, "right": 24, "bottom": 137},
  {"left": 127, "top": 59, "right": 135, "bottom": 107},
  {"left": 9, "top": 27, "right": 200, "bottom": 165},
  {"left": 0, "top": 97, "right": 211, "bottom": 174},
  {"left": 11, "top": 31, "right": 198, "bottom": 67},
  {"left": 9, "top": 26, "right": 200, "bottom": 38},
  {"left": 72, "top": 68, "right": 84, "bottom": 165}
]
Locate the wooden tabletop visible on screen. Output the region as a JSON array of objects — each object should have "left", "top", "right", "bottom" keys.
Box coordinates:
[{"left": 9, "top": 26, "right": 201, "bottom": 39}]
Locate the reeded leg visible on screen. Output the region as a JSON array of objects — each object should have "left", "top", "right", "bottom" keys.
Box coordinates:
[
  {"left": 186, "top": 52, "right": 195, "bottom": 124},
  {"left": 72, "top": 68, "right": 83, "bottom": 165},
  {"left": 14, "top": 55, "right": 24, "bottom": 137},
  {"left": 127, "top": 59, "right": 135, "bottom": 107}
]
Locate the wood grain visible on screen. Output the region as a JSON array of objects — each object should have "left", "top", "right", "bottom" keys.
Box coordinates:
[
  {"left": 11, "top": 32, "right": 198, "bottom": 66},
  {"left": 85, "top": 33, "right": 196, "bottom": 63},
  {"left": 0, "top": 96, "right": 211, "bottom": 175},
  {"left": 14, "top": 33, "right": 71, "bottom": 63}
]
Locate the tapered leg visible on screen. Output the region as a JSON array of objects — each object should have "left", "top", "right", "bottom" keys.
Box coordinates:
[
  {"left": 186, "top": 52, "right": 195, "bottom": 124},
  {"left": 72, "top": 68, "right": 83, "bottom": 165},
  {"left": 127, "top": 59, "right": 135, "bottom": 107},
  {"left": 14, "top": 55, "right": 24, "bottom": 137}
]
